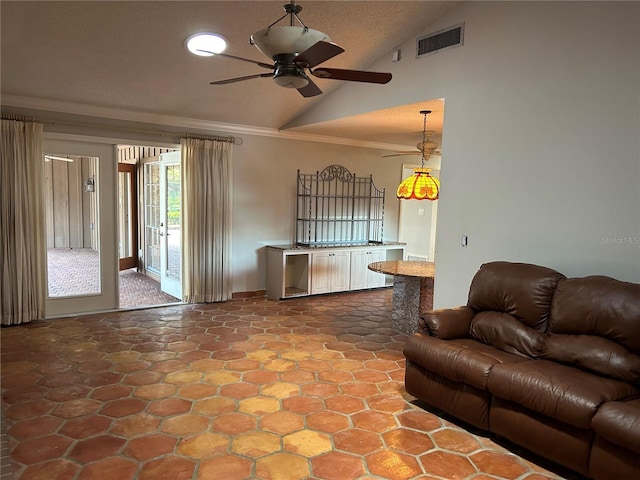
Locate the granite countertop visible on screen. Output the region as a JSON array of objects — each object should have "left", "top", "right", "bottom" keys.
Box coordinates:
[{"left": 368, "top": 260, "right": 435, "bottom": 278}]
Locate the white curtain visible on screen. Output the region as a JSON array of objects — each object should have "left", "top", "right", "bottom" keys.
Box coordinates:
[
  {"left": 0, "top": 119, "right": 46, "bottom": 325},
  {"left": 181, "top": 137, "right": 233, "bottom": 302}
]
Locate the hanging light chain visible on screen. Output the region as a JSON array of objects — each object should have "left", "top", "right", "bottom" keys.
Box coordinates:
[{"left": 420, "top": 109, "right": 431, "bottom": 168}]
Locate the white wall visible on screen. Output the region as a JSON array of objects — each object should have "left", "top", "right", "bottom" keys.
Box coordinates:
[
  {"left": 231, "top": 134, "right": 406, "bottom": 293},
  {"left": 291, "top": 1, "right": 640, "bottom": 307}
]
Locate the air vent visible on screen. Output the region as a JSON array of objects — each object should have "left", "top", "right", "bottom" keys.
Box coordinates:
[{"left": 417, "top": 23, "right": 464, "bottom": 57}]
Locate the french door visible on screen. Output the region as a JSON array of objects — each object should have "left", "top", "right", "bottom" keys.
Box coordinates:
[
  {"left": 43, "top": 138, "right": 118, "bottom": 317},
  {"left": 159, "top": 151, "right": 182, "bottom": 299},
  {"left": 143, "top": 151, "right": 182, "bottom": 299}
]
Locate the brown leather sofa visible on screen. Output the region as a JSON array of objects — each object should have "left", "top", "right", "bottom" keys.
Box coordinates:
[{"left": 404, "top": 261, "right": 640, "bottom": 480}]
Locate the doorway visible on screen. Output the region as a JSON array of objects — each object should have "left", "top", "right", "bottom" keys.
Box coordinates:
[
  {"left": 118, "top": 146, "right": 182, "bottom": 308},
  {"left": 43, "top": 139, "right": 182, "bottom": 317},
  {"left": 398, "top": 164, "right": 439, "bottom": 262}
]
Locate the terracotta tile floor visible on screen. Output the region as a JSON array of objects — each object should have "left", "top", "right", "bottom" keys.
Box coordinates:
[
  {"left": 1, "top": 289, "right": 571, "bottom": 480},
  {"left": 47, "top": 249, "right": 179, "bottom": 308}
]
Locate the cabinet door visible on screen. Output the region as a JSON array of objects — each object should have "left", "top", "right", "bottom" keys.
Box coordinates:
[
  {"left": 311, "top": 252, "right": 332, "bottom": 294},
  {"left": 312, "top": 250, "right": 350, "bottom": 294},
  {"left": 367, "top": 249, "right": 387, "bottom": 288},
  {"left": 330, "top": 250, "right": 351, "bottom": 292},
  {"left": 349, "top": 251, "right": 369, "bottom": 290},
  {"left": 350, "top": 249, "right": 386, "bottom": 290}
]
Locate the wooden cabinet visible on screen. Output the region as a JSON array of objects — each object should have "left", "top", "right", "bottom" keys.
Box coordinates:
[
  {"left": 266, "top": 245, "right": 405, "bottom": 299},
  {"left": 311, "top": 250, "right": 350, "bottom": 294},
  {"left": 350, "top": 249, "right": 386, "bottom": 290}
]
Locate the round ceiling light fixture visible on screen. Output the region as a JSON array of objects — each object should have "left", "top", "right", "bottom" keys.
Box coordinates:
[{"left": 185, "top": 32, "right": 228, "bottom": 56}]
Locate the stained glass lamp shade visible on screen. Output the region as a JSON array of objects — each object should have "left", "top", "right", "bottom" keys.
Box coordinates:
[{"left": 396, "top": 167, "right": 440, "bottom": 200}]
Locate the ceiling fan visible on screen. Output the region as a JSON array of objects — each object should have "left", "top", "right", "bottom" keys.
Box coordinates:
[
  {"left": 204, "top": 2, "right": 392, "bottom": 97},
  {"left": 382, "top": 138, "right": 441, "bottom": 158}
]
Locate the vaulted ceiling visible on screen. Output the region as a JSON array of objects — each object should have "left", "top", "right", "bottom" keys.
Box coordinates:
[{"left": 1, "top": 1, "right": 458, "bottom": 145}]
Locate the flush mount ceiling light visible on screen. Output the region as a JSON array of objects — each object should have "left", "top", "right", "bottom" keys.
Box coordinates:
[
  {"left": 396, "top": 110, "right": 441, "bottom": 201},
  {"left": 185, "top": 32, "right": 228, "bottom": 56}
]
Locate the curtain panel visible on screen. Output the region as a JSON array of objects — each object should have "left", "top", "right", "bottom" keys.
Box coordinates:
[
  {"left": 0, "top": 119, "right": 46, "bottom": 325},
  {"left": 181, "top": 137, "right": 233, "bottom": 302}
]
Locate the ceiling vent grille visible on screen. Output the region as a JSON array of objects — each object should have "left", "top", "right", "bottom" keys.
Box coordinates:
[{"left": 417, "top": 23, "right": 464, "bottom": 57}]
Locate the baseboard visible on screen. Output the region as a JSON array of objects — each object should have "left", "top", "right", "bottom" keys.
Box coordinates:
[{"left": 232, "top": 290, "right": 267, "bottom": 299}]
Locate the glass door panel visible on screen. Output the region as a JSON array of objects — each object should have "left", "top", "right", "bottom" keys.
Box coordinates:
[
  {"left": 44, "top": 139, "right": 117, "bottom": 317},
  {"left": 144, "top": 161, "right": 161, "bottom": 275},
  {"left": 45, "top": 153, "right": 100, "bottom": 297}
]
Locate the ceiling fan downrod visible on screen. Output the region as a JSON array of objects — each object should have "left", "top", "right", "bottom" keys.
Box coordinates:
[{"left": 264, "top": 2, "right": 309, "bottom": 32}]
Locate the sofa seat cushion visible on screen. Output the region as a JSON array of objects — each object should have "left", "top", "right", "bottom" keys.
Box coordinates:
[
  {"left": 487, "top": 360, "right": 638, "bottom": 428},
  {"left": 404, "top": 335, "right": 528, "bottom": 390},
  {"left": 592, "top": 398, "right": 640, "bottom": 454}
]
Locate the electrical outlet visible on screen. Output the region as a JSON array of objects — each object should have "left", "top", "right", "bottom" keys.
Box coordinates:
[{"left": 418, "top": 208, "right": 424, "bottom": 216}]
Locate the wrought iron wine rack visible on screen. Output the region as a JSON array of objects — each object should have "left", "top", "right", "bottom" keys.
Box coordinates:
[{"left": 296, "top": 165, "right": 385, "bottom": 247}]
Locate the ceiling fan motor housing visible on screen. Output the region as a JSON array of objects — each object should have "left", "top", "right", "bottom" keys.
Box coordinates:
[{"left": 273, "top": 61, "right": 310, "bottom": 88}]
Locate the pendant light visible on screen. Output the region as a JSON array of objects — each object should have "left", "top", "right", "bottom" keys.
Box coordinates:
[{"left": 396, "top": 110, "right": 440, "bottom": 201}]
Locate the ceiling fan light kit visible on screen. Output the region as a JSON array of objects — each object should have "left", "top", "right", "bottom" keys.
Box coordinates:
[
  {"left": 396, "top": 110, "right": 440, "bottom": 201},
  {"left": 250, "top": 26, "right": 329, "bottom": 60},
  {"left": 203, "top": 2, "right": 392, "bottom": 97}
]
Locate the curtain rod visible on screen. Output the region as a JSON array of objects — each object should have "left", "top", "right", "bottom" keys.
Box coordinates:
[
  {"left": 1, "top": 114, "right": 36, "bottom": 122},
  {"left": 25, "top": 116, "right": 243, "bottom": 145},
  {"left": 184, "top": 133, "right": 239, "bottom": 144}
]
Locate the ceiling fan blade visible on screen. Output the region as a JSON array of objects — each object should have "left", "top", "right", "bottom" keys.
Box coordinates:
[
  {"left": 198, "top": 51, "right": 274, "bottom": 70},
  {"left": 44, "top": 154, "right": 74, "bottom": 162},
  {"left": 382, "top": 150, "right": 441, "bottom": 158},
  {"left": 382, "top": 152, "right": 422, "bottom": 158},
  {"left": 210, "top": 73, "right": 273, "bottom": 85},
  {"left": 295, "top": 41, "right": 345, "bottom": 68},
  {"left": 297, "top": 78, "right": 322, "bottom": 97},
  {"left": 312, "top": 68, "right": 392, "bottom": 84}
]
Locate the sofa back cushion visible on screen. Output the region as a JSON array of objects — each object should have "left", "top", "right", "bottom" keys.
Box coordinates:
[
  {"left": 545, "top": 276, "right": 640, "bottom": 385},
  {"left": 467, "top": 261, "right": 566, "bottom": 331},
  {"left": 470, "top": 311, "right": 546, "bottom": 358},
  {"left": 544, "top": 334, "right": 640, "bottom": 386}
]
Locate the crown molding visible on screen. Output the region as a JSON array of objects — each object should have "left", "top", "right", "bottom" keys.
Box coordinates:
[{"left": 2, "top": 95, "right": 412, "bottom": 152}]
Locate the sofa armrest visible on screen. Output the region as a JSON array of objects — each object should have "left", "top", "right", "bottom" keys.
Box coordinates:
[{"left": 420, "top": 306, "right": 474, "bottom": 339}]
